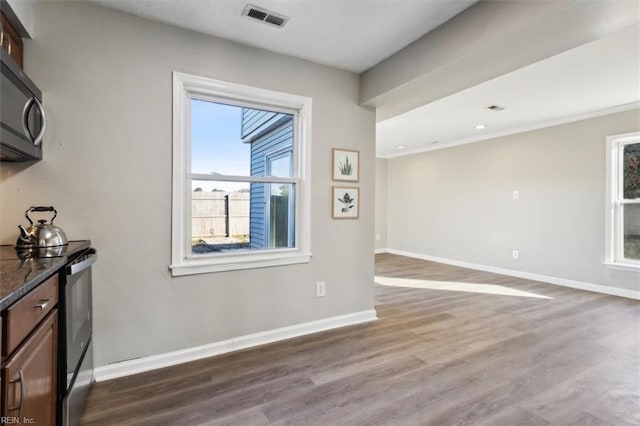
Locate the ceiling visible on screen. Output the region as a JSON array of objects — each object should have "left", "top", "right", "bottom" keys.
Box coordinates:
[
  {"left": 87, "top": 0, "right": 477, "bottom": 73},
  {"left": 84, "top": 0, "right": 638, "bottom": 158},
  {"left": 377, "top": 23, "right": 640, "bottom": 157}
]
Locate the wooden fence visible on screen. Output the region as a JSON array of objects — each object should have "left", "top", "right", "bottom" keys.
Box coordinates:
[{"left": 192, "top": 192, "right": 249, "bottom": 238}]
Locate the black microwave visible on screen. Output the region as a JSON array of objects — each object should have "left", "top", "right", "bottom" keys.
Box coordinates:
[{"left": 1, "top": 48, "right": 45, "bottom": 162}]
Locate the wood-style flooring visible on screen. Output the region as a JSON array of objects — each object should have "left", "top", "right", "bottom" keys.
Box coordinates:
[{"left": 81, "top": 254, "right": 640, "bottom": 425}]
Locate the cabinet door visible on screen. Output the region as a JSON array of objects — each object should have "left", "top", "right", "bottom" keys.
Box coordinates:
[
  {"left": 0, "top": 12, "right": 24, "bottom": 67},
  {"left": 2, "top": 310, "right": 57, "bottom": 426}
]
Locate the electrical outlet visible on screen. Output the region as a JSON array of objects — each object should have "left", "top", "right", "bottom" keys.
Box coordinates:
[
  {"left": 376, "top": 234, "right": 381, "bottom": 241},
  {"left": 316, "top": 282, "right": 326, "bottom": 297},
  {"left": 512, "top": 190, "right": 519, "bottom": 200},
  {"left": 512, "top": 250, "right": 519, "bottom": 260}
]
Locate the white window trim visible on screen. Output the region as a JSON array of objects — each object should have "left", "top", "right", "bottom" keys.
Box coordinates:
[
  {"left": 604, "top": 131, "right": 640, "bottom": 270},
  {"left": 170, "top": 72, "right": 312, "bottom": 276}
]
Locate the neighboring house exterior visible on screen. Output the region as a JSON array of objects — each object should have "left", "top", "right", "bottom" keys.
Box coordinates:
[{"left": 240, "top": 108, "right": 294, "bottom": 249}]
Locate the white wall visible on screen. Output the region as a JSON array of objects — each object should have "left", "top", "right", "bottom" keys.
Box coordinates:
[
  {"left": 387, "top": 109, "right": 640, "bottom": 293},
  {"left": 375, "top": 158, "right": 387, "bottom": 250},
  {"left": 0, "top": 2, "right": 376, "bottom": 367}
]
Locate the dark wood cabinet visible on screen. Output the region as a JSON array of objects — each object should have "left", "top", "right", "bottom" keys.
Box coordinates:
[
  {"left": 3, "top": 275, "right": 58, "bottom": 358},
  {"left": 1, "top": 273, "right": 58, "bottom": 426},
  {"left": 2, "top": 310, "right": 57, "bottom": 425},
  {"left": 0, "top": 11, "right": 23, "bottom": 67}
]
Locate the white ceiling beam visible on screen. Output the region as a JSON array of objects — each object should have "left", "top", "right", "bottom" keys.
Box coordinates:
[{"left": 361, "top": 0, "right": 640, "bottom": 122}]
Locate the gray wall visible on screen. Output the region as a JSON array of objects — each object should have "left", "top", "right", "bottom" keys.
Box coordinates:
[
  {"left": 387, "top": 110, "right": 640, "bottom": 292},
  {"left": 0, "top": 2, "right": 376, "bottom": 367},
  {"left": 375, "top": 158, "right": 387, "bottom": 250}
]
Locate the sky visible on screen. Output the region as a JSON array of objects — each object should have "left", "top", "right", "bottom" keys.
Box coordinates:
[{"left": 190, "top": 99, "right": 250, "bottom": 192}]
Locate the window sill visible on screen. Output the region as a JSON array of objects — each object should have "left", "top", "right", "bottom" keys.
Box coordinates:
[
  {"left": 604, "top": 262, "right": 640, "bottom": 272},
  {"left": 170, "top": 251, "right": 312, "bottom": 276}
]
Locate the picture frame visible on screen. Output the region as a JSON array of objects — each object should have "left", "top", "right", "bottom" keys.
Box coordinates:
[
  {"left": 332, "top": 148, "right": 359, "bottom": 182},
  {"left": 332, "top": 186, "right": 359, "bottom": 219}
]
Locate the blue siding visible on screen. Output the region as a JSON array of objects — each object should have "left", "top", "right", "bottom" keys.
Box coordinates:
[
  {"left": 241, "top": 108, "right": 291, "bottom": 143},
  {"left": 241, "top": 108, "right": 293, "bottom": 249},
  {"left": 249, "top": 182, "right": 266, "bottom": 248}
]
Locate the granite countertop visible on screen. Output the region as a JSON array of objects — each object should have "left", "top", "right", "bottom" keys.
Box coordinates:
[{"left": 0, "top": 240, "right": 91, "bottom": 311}]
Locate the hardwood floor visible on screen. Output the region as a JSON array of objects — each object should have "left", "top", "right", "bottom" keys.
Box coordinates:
[{"left": 80, "top": 254, "right": 640, "bottom": 425}]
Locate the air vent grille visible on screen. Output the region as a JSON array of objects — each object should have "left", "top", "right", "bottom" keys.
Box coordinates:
[
  {"left": 264, "top": 15, "right": 285, "bottom": 26},
  {"left": 243, "top": 4, "right": 289, "bottom": 28},
  {"left": 247, "top": 8, "right": 267, "bottom": 20}
]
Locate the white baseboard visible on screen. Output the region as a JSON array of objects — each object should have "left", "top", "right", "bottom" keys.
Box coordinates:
[
  {"left": 93, "top": 309, "right": 378, "bottom": 382},
  {"left": 386, "top": 248, "right": 640, "bottom": 300},
  {"left": 375, "top": 248, "right": 388, "bottom": 254}
]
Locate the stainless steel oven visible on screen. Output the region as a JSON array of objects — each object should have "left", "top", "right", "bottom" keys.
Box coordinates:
[{"left": 59, "top": 248, "right": 96, "bottom": 426}]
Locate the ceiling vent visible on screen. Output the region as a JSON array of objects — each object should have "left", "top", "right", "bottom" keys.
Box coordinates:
[
  {"left": 243, "top": 5, "right": 288, "bottom": 28},
  {"left": 487, "top": 105, "right": 505, "bottom": 111}
]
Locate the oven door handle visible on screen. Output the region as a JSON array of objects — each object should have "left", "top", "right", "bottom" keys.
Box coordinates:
[{"left": 67, "top": 249, "right": 97, "bottom": 276}]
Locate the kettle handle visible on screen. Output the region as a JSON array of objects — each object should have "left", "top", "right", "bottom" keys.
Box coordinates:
[{"left": 25, "top": 206, "right": 57, "bottom": 225}]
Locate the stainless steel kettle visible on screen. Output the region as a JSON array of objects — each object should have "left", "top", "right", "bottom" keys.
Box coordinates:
[{"left": 16, "top": 206, "right": 69, "bottom": 249}]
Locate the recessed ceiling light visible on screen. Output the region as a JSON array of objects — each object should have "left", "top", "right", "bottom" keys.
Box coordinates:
[
  {"left": 396, "top": 145, "right": 406, "bottom": 149},
  {"left": 475, "top": 124, "right": 487, "bottom": 130}
]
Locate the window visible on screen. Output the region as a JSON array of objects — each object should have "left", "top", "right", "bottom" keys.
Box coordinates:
[
  {"left": 265, "top": 148, "right": 295, "bottom": 248},
  {"left": 605, "top": 132, "right": 640, "bottom": 269},
  {"left": 171, "top": 72, "right": 312, "bottom": 275}
]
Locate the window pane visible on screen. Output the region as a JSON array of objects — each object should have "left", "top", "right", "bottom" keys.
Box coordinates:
[
  {"left": 190, "top": 180, "right": 295, "bottom": 254},
  {"left": 268, "top": 183, "right": 295, "bottom": 248},
  {"left": 250, "top": 183, "right": 295, "bottom": 249},
  {"left": 191, "top": 181, "right": 250, "bottom": 253},
  {"left": 268, "top": 152, "right": 292, "bottom": 177},
  {"left": 623, "top": 143, "right": 640, "bottom": 199},
  {"left": 190, "top": 100, "right": 250, "bottom": 176},
  {"left": 190, "top": 100, "right": 294, "bottom": 178},
  {"left": 624, "top": 203, "right": 640, "bottom": 260},
  {"left": 244, "top": 108, "right": 294, "bottom": 178}
]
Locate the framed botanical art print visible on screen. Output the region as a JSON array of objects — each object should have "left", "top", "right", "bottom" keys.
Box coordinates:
[
  {"left": 332, "top": 148, "right": 359, "bottom": 182},
  {"left": 333, "top": 186, "right": 359, "bottom": 219}
]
